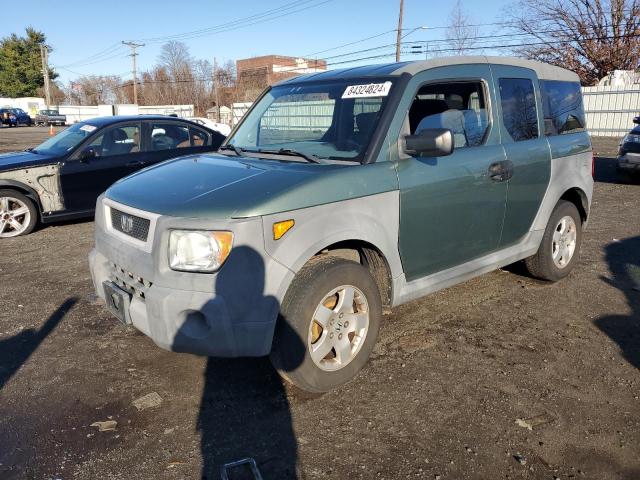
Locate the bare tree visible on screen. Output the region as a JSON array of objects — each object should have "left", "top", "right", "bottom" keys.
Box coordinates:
[
  {"left": 506, "top": 0, "right": 640, "bottom": 85},
  {"left": 446, "top": 0, "right": 479, "bottom": 55},
  {"left": 63, "top": 75, "right": 126, "bottom": 105}
]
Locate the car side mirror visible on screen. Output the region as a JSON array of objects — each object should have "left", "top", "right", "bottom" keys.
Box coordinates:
[
  {"left": 633, "top": 116, "right": 640, "bottom": 125},
  {"left": 80, "top": 148, "right": 96, "bottom": 162},
  {"left": 403, "top": 128, "right": 454, "bottom": 157}
]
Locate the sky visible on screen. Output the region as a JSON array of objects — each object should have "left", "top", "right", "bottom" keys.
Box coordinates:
[{"left": 4, "top": 0, "right": 515, "bottom": 84}]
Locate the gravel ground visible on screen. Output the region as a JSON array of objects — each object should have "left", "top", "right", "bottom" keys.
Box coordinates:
[{"left": 0, "top": 126, "right": 638, "bottom": 480}]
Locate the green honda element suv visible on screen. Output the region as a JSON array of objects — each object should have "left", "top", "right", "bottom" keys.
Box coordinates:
[{"left": 89, "top": 56, "right": 593, "bottom": 392}]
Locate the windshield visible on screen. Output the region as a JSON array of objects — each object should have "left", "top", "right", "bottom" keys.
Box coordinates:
[
  {"left": 33, "top": 123, "right": 98, "bottom": 156},
  {"left": 227, "top": 79, "right": 394, "bottom": 161}
]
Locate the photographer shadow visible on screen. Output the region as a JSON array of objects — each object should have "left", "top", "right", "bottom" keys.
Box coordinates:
[
  {"left": 172, "top": 246, "right": 304, "bottom": 480},
  {"left": 0, "top": 298, "right": 77, "bottom": 391},
  {"left": 595, "top": 236, "right": 640, "bottom": 369}
]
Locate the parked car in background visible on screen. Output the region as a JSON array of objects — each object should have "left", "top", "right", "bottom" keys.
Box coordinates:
[
  {"left": 617, "top": 115, "right": 640, "bottom": 179},
  {"left": 0, "top": 108, "right": 17, "bottom": 127},
  {"left": 35, "top": 109, "right": 67, "bottom": 126},
  {"left": 89, "top": 57, "right": 593, "bottom": 393},
  {"left": 0, "top": 108, "right": 33, "bottom": 127},
  {"left": 188, "top": 116, "right": 232, "bottom": 136},
  {"left": 0, "top": 115, "right": 225, "bottom": 237}
]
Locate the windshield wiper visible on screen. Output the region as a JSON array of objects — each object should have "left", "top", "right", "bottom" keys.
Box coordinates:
[
  {"left": 218, "top": 144, "right": 244, "bottom": 156},
  {"left": 259, "top": 148, "right": 326, "bottom": 164}
]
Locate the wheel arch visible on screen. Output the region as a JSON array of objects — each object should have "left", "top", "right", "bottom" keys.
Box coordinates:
[
  {"left": 0, "top": 180, "right": 43, "bottom": 214},
  {"left": 305, "top": 238, "right": 394, "bottom": 309},
  {"left": 559, "top": 187, "right": 589, "bottom": 223}
]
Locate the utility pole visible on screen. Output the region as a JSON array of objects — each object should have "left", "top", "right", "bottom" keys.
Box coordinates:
[
  {"left": 213, "top": 57, "right": 221, "bottom": 123},
  {"left": 122, "top": 41, "right": 144, "bottom": 105},
  {"left": 395, "top": 0, "right": 404, "bottom": 62},
  {"left": 40, "top": 44, "right": 52, "bottom": 109}
]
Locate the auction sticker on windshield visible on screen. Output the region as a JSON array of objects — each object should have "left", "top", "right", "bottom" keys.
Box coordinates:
[
  {"left": 342, "top": 81, "right": 392, "bottom": 99},
  {"left": 80, "top": 125, "right": 97, "bottom": 133}
]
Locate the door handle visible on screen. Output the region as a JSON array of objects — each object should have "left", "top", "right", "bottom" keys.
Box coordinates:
[{"left": 126, "top": 160, "right": 145, "bottom": 167}]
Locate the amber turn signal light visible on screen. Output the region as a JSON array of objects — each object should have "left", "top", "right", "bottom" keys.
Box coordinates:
[{"left": 273, "top": 219, "right": 295, "bottom": 240}]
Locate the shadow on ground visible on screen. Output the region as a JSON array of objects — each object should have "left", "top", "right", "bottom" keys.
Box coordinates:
[
  {"left": 172, "top": 246, "right": 305, "bottom": 479},
  {"left": 595, "top": 236, "right": 640, "bottom": 369},
  {"left": 594, "top": 156, "right": 640, "bottom": 185},
  {"left": 0, "top": 297, "right": 77, "bottom": 391}
]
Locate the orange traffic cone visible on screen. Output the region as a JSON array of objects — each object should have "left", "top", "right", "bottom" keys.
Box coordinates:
[{"left": 48, "top": 124, "right": 55, "bottom": 136}]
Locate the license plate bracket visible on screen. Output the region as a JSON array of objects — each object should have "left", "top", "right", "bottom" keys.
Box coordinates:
[{"left": 103, "top": 281, "right": 132, "bottom": 325}]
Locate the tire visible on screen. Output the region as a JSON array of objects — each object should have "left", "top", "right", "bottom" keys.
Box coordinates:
[
  {"left": 0, "top": 190, "right": 38, "bottom": 238},
  {"left": 270, "top": 256, "right": 382, "bottom": 392},
  {"left": 524, "top": 200, "right": 582, "bottom": 282}
]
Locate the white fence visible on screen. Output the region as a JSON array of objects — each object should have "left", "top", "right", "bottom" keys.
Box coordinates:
[
  {"left": 58, "top": 104, "right": 195, "bottom": 124},
  {"left": 582, "top": 86, "right": 640, "bottom": 137}
]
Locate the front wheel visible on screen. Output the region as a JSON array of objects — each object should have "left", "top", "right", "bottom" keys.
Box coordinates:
[
  {"left": 271, "top": 257, "right": 382, "bottom": 392},
  {"left": 524, "top": 200, "right": 582, "bottom": 281},
  {"left": 0, "top": 190, "right": 38, "bottom": 238}
]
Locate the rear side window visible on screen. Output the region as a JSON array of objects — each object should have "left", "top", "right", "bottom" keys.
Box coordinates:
[
  {"left": 540, "top": 80, "right": 586, "bottom": 135},
  {"left": 151, "top": 123, "right": 190, "bottom": 151},
  {"left": 499, "top": 78, "right": 538, "bottom": 142}
]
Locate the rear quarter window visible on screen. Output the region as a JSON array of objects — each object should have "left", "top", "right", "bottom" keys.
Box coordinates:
[
  {"left": 540, "top": 80, "right": 586, "bottom": 135},
  {"left": 499, "top": 78, "right": 539, "bottom": 142}
]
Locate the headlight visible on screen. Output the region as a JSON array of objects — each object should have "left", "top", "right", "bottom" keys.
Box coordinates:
[{"left": 168, "top": 230, "right": 233, "bottom": 272}]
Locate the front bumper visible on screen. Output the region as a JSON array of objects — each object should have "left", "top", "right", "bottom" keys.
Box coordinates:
[{"left": 89, "top": 197, "right": 293, "bottom": 357}]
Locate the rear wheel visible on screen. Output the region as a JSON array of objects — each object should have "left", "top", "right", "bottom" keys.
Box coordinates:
[
  {"left": 0, "top": 190, "right": 38, "bottom": 238},
  {"left": 270, "top": 257, "right": 382, "bottom": 392},
  {"left": 524, "top": 200, "right": 582, "bottom": 281}
]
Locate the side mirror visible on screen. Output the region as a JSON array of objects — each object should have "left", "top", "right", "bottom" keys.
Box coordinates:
[
  {"left": 633, "top": 116, "right": 640, "bottom": 125},
  {"left": 79, "top": 148, "right": 96, "bottom": 162},
  {"left": 403, "top": 128, "right": 454, "bottom": 157}
]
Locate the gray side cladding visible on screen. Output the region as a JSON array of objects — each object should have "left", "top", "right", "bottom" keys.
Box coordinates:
[{"left": 0, "top": 164, "right": 64, "bottom": 212}]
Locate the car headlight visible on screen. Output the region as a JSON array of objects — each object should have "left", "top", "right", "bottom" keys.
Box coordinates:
[{"left": 168, "top": 230, "right": 233, "bottom": 272}]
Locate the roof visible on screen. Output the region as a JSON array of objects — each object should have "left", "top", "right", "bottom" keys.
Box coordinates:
[
  {"left": 79, "top": 115, "right": 195, "bottom": 127},
  {"left": 275, "top": 56, "right": 579, "bottom": 85}
]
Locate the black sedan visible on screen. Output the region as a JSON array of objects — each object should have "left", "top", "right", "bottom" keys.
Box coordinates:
[{"left": 0, "top": 115, "right": 225, "bottom": 237}]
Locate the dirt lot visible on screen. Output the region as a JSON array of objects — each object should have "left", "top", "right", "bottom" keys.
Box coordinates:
[{"left": 0, "top": 126, "right": 638, "bottom": 480}]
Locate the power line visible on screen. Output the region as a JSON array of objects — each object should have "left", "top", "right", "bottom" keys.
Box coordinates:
[
  {"left": 138, "top": 0, "right": 335, "bottom": 44},
  {"left": 52, "top": 0, "right": 334, "bottom": 70}
]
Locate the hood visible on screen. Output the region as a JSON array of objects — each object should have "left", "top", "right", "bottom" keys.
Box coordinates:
[
  {"left": 0, "top": 151, "right": 58, "bottom": 171},
  {"left": 105, "top": 153, "right": 398, "bottom": 219}
]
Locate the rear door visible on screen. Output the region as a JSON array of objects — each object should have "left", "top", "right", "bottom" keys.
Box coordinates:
[
  {"left": 490, "top": 65, "right": 551, "bottom": 247},
  {"left": 60, "top": 122, "right": 149, "bottom": 212},
  {"left": 147, "top": 121, "right": 223, "bottom": 163}
]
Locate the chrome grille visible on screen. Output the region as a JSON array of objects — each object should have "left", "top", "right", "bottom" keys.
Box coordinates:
[{"left": 110, "top": 208, "right": 150, "bottom": 242}]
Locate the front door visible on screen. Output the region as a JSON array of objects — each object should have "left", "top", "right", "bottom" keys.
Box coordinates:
[
  {"left": 60, "top": 122, "right": 148, "bottom": 212},
  {"left": 395, "top": 66, "right": 509, "bottom": 281}
]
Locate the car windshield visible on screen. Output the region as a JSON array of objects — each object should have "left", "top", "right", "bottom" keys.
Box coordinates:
[
  {"left": 32, "top": 123, "right": 98, "bottom": 155},
  {"left": 227, "top": 79, "right": 395, "bottom": 162}
]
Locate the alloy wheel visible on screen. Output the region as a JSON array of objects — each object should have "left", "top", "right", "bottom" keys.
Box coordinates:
[
  {"left": 308, "top": 285, "right": 370, "bottom": 372},
  {"left": 551, "top": 215, "right": 577, "bottom": 269},
  {"left": 0, "top": 196, "right": 31, "bottom": 238}
]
